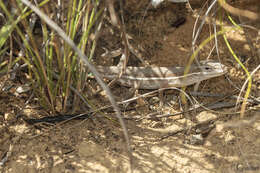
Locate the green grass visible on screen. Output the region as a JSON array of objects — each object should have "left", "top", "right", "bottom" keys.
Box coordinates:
[{"left": 0, "top": 0, "right": 103, "bottom": 113}]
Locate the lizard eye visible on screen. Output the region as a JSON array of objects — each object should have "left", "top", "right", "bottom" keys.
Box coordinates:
[{"left": 204, "top": 66, "right": 211, "bottom": 71}]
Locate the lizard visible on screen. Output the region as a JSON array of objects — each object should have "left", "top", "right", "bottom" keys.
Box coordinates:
[
  {"left": 23, "top": 62, "right": 227, "bottom": 125},
  {"left": 95, "top": 61, "right": 227, "bottom": 90}
]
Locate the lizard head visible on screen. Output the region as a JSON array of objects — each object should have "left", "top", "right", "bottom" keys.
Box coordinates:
[{"left": 199, "top": 61, "right": 228, "bottom": 78}]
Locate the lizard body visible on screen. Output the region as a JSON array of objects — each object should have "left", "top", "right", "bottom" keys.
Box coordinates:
[{"left": 95, "top": 61, "right": 227, "bottom": 89}]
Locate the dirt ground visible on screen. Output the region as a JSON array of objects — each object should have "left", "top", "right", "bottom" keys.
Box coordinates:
[{"left": 1, "top": 0, "right": 260, "bottom": 172}]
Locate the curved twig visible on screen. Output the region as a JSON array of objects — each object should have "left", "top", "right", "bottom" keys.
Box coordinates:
[
  {"left": 218, "top": 0, "right": 260, "bottom": 21},
  {"left": 20, "top": 0, "right": 132, "bottom": 165}
]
